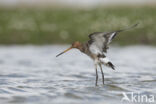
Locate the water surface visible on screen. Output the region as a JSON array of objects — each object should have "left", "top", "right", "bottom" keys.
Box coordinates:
[{"left": 0, "top": 45, "right": 155, "bottom": 104}]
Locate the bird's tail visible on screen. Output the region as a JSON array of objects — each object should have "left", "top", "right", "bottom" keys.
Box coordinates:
[
  {"left": 107, "top": 62, "right": 115, "bottom": 70},
  {"left": 116, "top": 23, "right": 139, "bottom": 33},
  {"left": 99, "top": 57, "right": 115, "bottom": 70}
]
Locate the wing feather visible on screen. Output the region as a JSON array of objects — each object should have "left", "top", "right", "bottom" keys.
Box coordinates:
[
  {"left": 88, "top": 31, "right": 118, "bottom": 54},
  {"left": 88, "top": 23, "right": 138, "bottom": 54}
]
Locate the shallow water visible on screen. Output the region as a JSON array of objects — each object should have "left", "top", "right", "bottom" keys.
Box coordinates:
[{"left": 0, "top": 45, "right": 155, "bottom": 104}]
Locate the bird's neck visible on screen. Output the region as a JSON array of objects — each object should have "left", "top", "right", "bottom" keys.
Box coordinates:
[
  {"left": 77, "top": 43, "right": 88, "bottom": 53},
  {"left": 77, "top": 43, "right": 83, "bottom": 52}
]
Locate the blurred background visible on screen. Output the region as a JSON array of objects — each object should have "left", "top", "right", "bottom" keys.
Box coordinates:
[
  {"left": 0, "top": 1, "right": 156, "bottom": 104},
  {"left": 0, "top": 0, "right": 156, "bottom": 45}
]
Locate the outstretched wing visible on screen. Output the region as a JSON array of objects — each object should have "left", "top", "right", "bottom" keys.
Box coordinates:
[
  {"left": 88, "top": 23, "right": 138, "bottom": 54},
  {"left": 88, "top": 31, "right": 117, "bottom": 54}
]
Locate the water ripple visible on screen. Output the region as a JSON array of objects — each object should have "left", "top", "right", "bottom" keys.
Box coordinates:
[{"left": 0, "top": 45, "right": 155, "bottom": 104}]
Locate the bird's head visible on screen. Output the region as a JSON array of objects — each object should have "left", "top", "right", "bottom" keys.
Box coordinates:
[
  {"left": 71, "top": 41, "right": 81, "bottom": 48},
  {"left": 56, "top": 41, "right": 81, "bottom": 57}
]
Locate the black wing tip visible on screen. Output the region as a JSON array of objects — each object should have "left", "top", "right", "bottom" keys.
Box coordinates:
[
  {"left": 116, "top": 23, "right": 139, "bottom": 33},
  {"left": 88, "top": 32, "right": 102, "bottom": 38},
  {"left": 108, "top": 62, "right": 115, "bottom": 70}
]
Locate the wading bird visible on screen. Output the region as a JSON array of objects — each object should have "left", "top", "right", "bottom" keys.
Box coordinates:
[{"left": 56, "top": 24, "right": 138, "bottom": 86}]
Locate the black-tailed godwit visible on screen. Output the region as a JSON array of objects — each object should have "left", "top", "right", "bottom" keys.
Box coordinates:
[{"left": 56, "top": 23, "right": 138, "bottom": 86}]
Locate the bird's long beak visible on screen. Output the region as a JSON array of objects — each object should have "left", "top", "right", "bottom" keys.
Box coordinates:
[{"left": 56, "top": 47, "right": 72, "bottom": 57}]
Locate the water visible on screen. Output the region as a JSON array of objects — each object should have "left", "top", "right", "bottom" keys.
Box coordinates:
[{"left": 0, "top": 45, "right": 155, "bottom": 104}]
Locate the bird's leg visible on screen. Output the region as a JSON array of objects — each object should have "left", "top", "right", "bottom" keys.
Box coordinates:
[
  {"left": 99, "top": 63, "right": 104, "bottom": 85},
  {"left": 95, "top": 64, "right": 98, "bottom": 86}
]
